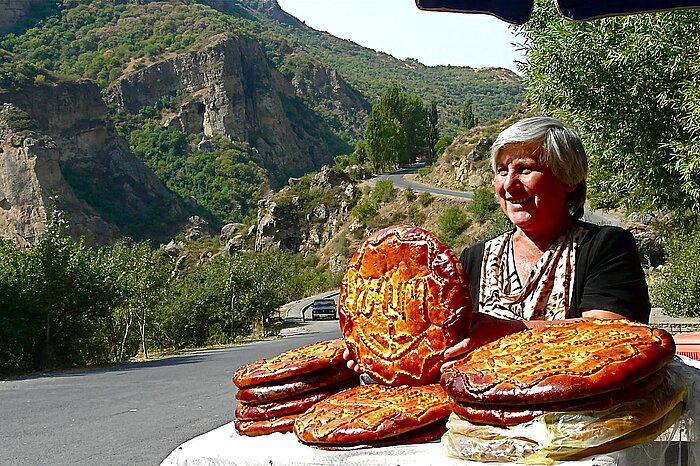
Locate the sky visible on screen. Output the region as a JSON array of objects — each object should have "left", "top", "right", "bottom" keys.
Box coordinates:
[{"left": 276, "top": 0, "right": 525, "bottom": 73}]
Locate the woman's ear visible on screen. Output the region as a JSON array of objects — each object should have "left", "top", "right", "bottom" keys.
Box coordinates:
[{"left": 565, "top": 183, "right": 578, "bottom": 193}]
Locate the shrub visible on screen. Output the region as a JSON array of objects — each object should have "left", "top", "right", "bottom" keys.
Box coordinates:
[
  {"left": 652, "top": 233, "right": 700, "bottom": 317},
  {"left": 418, "top": 192, "right": 433, "bottom": 207},
  {"left": 404, "top": 188, "right": 416, "bottom": 201},
  {"left": 437, "top": 207, "right": 470, "bottom": 248},
  {"left": 434, "top": 136, "right": 454, "bottom": 155},
  {"left": 371, "top": 180, "right": 395, "bottom": 204},
  {"left": 467, "top": 186, "right": 499, "bottom": 222},
  {"left": 352, "top": 199, "right": 378, "bottom": 226},
  {"left": 417, "top": 165, "right": 433, "bottom": 177},
  {"left": 407, "top": 205, "right": 425, "bottom": 225},
  {"left": 480, "top": 211, "right": 513, "bottom": 241}
]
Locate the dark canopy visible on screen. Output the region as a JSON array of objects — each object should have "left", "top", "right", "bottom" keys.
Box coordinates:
[{"left": 416, "top": 0, "right": 700, "bottom": 24}]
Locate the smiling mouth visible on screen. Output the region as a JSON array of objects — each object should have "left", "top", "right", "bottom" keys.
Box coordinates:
[{"left": 507, "top": 197, "right": 533, "bottom": 205}]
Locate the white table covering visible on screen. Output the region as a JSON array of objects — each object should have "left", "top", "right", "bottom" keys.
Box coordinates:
[{"left": 161, "top": 357, "right": 700, "bottom": 466}]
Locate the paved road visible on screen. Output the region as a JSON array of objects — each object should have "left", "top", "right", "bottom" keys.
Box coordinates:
[
  {"left": 373, "top": 168, "right": 474, "bottom": 200},
  {"left": 284, "top": 290, "right": 340, "bottom": 321},
  {"left": 372, "top": 167, "right": 620, "bottom": 226},
  {"left": 1, "top": 321, "right": 341, "bottom": 466}
]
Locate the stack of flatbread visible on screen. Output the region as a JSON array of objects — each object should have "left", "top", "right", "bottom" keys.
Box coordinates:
[
  {"left": 232, "top": 338, "right": 359, "bottom": 436},
  {"left": 293, "top": 225, "right": 473, "bottom": 449},
  {"left": 441, "top": 319, "right": 685, "bottom": 463}
]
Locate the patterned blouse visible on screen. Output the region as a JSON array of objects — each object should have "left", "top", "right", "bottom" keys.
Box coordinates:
[{"left": 478, "top": 226, "right": 588, "bottom": 321}]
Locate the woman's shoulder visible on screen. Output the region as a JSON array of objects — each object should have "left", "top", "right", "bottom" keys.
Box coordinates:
[
  {"left": 574, "top": 220, "right": 634, "bottom": 242},
  {"left": 574, "top": 220, "right": 639, "bottom": 259}
]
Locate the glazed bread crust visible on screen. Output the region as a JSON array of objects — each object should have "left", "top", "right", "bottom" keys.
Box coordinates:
[
  {"left": 450, "top": 367, "right": 667, "bottom": 425},
  {"left": 236, "top": 365, "right": 357, "bottom": 404},
  {"left": 339, "top": 225, "right": 472, "bottom": 385},
  {"left": 305, "top": 419, "right": 448, "bottom": 450},
  {"left": 235, "top": 379, "right": 358, "bottom": 421},
  {"left": 232, "top": 339, "right": 347, "bottom": 388},
  {"left": 442, "top": 320, "right": 675, "bottom": 405},
  {"left": 234, "top": 414, "right": 299, "bottom": 436},
  {"left": 293, "top": 383, "right": 451, "bottom": 445}
]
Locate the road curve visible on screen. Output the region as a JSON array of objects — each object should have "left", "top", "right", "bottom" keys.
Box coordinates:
[
  {"left": 372, "top": 167, "right": 474, "bottom": 200},
  {"left": 370, "top": 167, "right": 620, "bottom": 226}
]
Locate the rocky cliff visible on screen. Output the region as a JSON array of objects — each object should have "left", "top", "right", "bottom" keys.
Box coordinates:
[
  {"left": 0, "top": 0, "right": 44, "bottom": 35},
  {"left": 0, "top": 79, "right": 189, "bottom": 246},
  {"left": 105, "top": 33, "right": 368, "bottom": 184},
  {"left": 254, "top": 166, "right": 356, "bottom": 261}
]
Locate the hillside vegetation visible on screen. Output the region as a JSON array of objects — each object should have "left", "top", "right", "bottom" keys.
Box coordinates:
[
  {"left": 247, "top": 0, "right": 524, "bottom": 133},
  {"left": 0, "top": 0, "right": 523, "bottom": 229}
]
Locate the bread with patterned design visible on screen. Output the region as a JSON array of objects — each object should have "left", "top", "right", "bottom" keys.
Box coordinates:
[
  {"left": 339, "top": 225, "right": 472, "bottom": 386},
  {"left": 294, "top": 383, "right": 450, "bottom": 446},
  {"left": 441, "top": 319, "right": 675, "bottom": 405}
]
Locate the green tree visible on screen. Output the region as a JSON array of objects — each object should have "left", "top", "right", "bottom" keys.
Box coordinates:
[
  {"left": 652, "top": 233, "right": 700, "bottom": 317},
  {"left": 364, "top": 85, "right": 436, "bottom": 172},
  {"left": 516, "top": 4, "right": 700, "bottom": 227},
  {"left": 0, "top": 239, "right": 36, "bottom": 374},
  {"left": 365, "top": 104, "right": 405, "bottom": 172},
  {"left": 99, "top": 240, "right": 171, "bottom": 360},
  {"left": 26, "top": 208, "right": 116, "bottom": 369},
  {"left": 461, "top": 100, "right": 478, "bottom": 130},
  {"left": 435, "top": 136, "right": 454, "bottom": 156},
  {"left": 427, "top": 100, "right": 440, "bottom": 161}
]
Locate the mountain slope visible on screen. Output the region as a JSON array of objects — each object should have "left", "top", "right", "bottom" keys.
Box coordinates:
[
  {"left": 0, "top": 0, "right": 523, "bottom": 245},
  {"left": 229, "top": 0, "right": 524, "bottom": 133}
]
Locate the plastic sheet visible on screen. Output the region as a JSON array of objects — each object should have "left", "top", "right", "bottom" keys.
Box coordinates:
[{"left": 443, "top": 359, "right": 693, "bottom": 464}]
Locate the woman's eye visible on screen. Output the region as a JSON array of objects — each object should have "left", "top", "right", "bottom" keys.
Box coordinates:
[{"left": 497, "top": 168, "right": 508, "bottom": 175}]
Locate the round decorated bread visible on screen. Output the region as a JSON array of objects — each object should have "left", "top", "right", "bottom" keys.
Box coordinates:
[
  {"left": 442, "top": 319, "right": 675, "bottom": 405},
  {"left": 235, "top": 379, "right": 358, "bottom": 421},
  {"left": 232, "top": 339, "right": 347, "bottom": 388},
  {"left": 234, "top": 413, "right": 299, "bottom": 437},
  {"left": 236, "top": 365, "right": 356, "bottom": 404},
  {"left": 311, "top": 420, "right": 447, "bottom": 450},
  {"left": 339, "top": 225, "right": 472, "bottom": 385},
  {"left": 293, "top": 383, "right": 451, "bottom": 446},
  {"left": 450, "top": 367, "right": 667, "bottom": 426}
]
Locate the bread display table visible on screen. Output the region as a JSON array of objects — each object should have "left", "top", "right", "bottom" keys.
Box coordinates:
[{"left": 161, "top": 357, "right": 700, "bottom": 466}]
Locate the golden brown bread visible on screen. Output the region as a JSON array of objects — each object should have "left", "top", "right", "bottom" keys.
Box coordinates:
[
  {"left": 450, "top": 367, "right": 667, "bottom": 426},
  {"left": 236, "top": 365, "right": 357, "bottom": 404},
  {"left": 234, "top": 414, "right": 299, "bottom": 436},
  {"left": 234, "top": 379, "right": 358, "bottom": 421},
  {"left": 307, "top": 419, "right": 448, "bottom": 450},
  {"left": 293, "top": 383, "right": 451, "bottom": 445},
  {"left": 442, "top": 319, "right": 675, "bottom": 405},
  {"left": 339, "top": 225, "right": 472, "bottom": 385},
  {"left": 232, "top": 339, "right": 347, "bottom": 388}
]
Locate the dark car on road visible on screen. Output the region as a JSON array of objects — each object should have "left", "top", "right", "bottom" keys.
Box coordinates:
[{"left": 311, "top": 298, "right": 337, "bottom": 320}]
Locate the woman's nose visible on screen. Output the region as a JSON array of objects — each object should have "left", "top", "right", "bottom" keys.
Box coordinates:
[{"left": 503, "top": 171, "right": 518, "bottom": 190}]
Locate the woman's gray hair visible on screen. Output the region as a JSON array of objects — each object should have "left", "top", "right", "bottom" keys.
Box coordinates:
[{"left": 491, "top": 116, "right": 588, "bottom": 219}]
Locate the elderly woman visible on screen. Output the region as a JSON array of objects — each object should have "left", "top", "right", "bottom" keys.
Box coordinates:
[
  {"left": 344, "top": 116, "right": 650, "bottom": 372},
  {"left": 444, "top": 116, "right": 650, "bottom": 361}
]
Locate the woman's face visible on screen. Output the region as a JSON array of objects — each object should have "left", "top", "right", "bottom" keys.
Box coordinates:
[{"left": 493, "top": 141, "right": 574, "bottom": 234}]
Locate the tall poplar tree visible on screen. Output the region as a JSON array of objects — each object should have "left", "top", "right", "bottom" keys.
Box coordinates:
[
  {"left": 364, "top": 85, "right": 436, "bottom": 172},
  {"left": 461, "top": 100, "right": 478, "bottom": 129}
]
